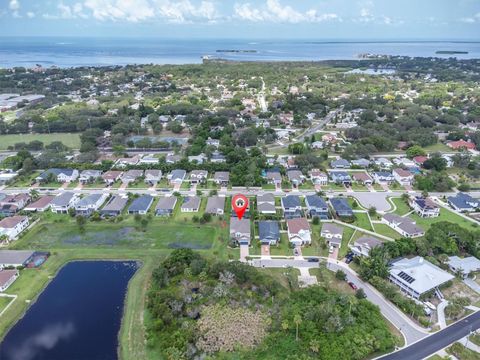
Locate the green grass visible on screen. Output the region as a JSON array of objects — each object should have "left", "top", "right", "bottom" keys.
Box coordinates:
[
  {"left": 262, "top": 183, "right": 276, "bottom": 190},
  {"left": 446, "top": 342, "right": 480, "bottom": 360},
  {"left": 423, "top": 142, "right": 451, "bottom": 153},
  {"left": 7, "top": 171, "right": 40, "bottom": 188},
  {"left": 352, "top": 212, "right": 373, "bottom": 231},
  {"left": 0, "top": 133, "right": 81, "bottom": 150},
  {"left": 373, "top": 223, "right": 402, "bottom": 240},
  {"left": 0, "top": 297, "right": 13, "bottom": 313},
  {"left": 469, "top": 334, "right": 480, "bottom": 347},
  {"left": 410, "top": 207, "right": 479, "bottom": 232},
  {"left": 390, "top": 197, "right": 411, "bottom": 216},
  {"left": 339, "top": 226, "right": 356, "bottom": 258}
]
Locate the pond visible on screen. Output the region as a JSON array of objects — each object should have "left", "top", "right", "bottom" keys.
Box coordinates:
[{"left": 0, "top": 261, "right": 138, "bottom": 360}]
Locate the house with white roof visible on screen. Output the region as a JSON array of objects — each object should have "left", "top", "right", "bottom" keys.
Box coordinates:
[
  {"left": 389, "top": 257, "right": 454, "bottom": 299},
  {"left": 447, "top": 256, "right": 480, "bottom": 278}
]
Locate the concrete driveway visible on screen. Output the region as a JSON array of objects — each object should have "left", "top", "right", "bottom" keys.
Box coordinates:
[
  {"left": 240, "top": 244, "right": 249, "bottom": 261},
  {"left": 261, "top": 244, "right": 270, "bottom": 256},
  {"left": 351, "top": 192, "right": 392, "bottom": 212}
]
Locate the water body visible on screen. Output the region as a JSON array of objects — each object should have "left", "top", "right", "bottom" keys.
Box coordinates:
[
  {"left": 0, "top": 37, "right": 479, "bottom": 68},
  {"left": 0, "top": 261, "right": 138, "bottom": 360}
]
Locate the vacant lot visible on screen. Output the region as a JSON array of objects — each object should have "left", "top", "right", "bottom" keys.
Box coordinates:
[{"left": 0, "top": 133, "right": 81, "bottom": 149}]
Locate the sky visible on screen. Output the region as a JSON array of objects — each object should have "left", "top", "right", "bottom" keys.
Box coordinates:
[{"left": 0, "top": 0, "right": 479, "bottom": 39}]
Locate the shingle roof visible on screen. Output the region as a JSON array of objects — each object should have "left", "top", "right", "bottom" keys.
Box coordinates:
[
  {"left": 102, "top": 196, "right": 128, "bottom": 212},
  {"left": 282, "top": 195, "right": 301, "bottom": 208},
  {"left": 181, "top": 196, "right": 201, "bottom": 210},
  {"left": 321, "top": 223, "right": 343, "bottom": 236},
  {"left": 155, "top": 197, "right": 177, "bottom": 210},
  {"left": 76, "top": 194, "right": 105, "bottom": 207},
  {"left": 128, "top": 195, "right": 153, "bottom": 212},
  {"left": 258, "top": 221, "right": 280, "bottom": 240},
  {"left": 0, "top": 215, "right": 27, "bottom": 228},
  {"left": 0, "top": 250, "right": 35, "bottom": 265},
  {"left": 51, "top": 192, "right": 76, "bottom": 207},
  {"left": 286, "top": 218, "right": 310, "bottom": 234},
  {"left": 205, "top": 196, "right": 225, "bottom": 214},
  {"left": 305, "top": 195, "right": 327, "bottom": 209}
]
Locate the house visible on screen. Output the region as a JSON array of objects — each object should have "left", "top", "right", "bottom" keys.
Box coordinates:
[
  {"left": 382, "top": 214, "right": 424, "bottom": 238},
  {"left": 168, "top": 169, "right": 186, "bottom": 185},
  {"left": 330, "top": 159, "right": 350, "bottom": 169},
  {"left": 447, "top": 256, "right": 480, "bottom": 278},
  {"left": 205, "top": 196, "right": 225, "bottom": 215},
  {"left": 0, "top": 193, "right": 30, "bottom": 216},
  {"left": 100, "top": 196, "right": 128, "bottom": 217},
  {"left": 189, "top": 170, "right": 208, "bottom": 184},
  {"left": 121, "top": 170, "right": 144, "bottom": 185},
  {"left": 144, "top": 170, "right": 162, "bottom": 186},
  {"left": 36, "top": 168, "right": 79, "bottom": 183},
  {"left": 0, "top": 216, "right": 29, "bottom": 240},
  {"left": 75, "top": 193, "right": 108, "bottom": 216},
  {"left": 50, "top": 192, "right": 80, "bottom": 214},
  {"left": 128, "top": 195, "right": 154, "bottom": 215},
  {"left": 351, "top": 236, "right": 383, "bottom": 257},
  {"left": 330, "top": 198, "right": 353, "bottom": 217},
  {"left": 0, "top": 171, "right": 18, "bottom": 186},
  {"left": 115, "top": 155, "right": 140, "bottom": 168},
  {"left": 166, "top": 153, "right": 182, "bottom": 164},
  {"left": 287, "top": 170, "right": 304, "bottom": 187},
  {"left": 155, "top": 197, "right": 177, "bottom": 217},
  {"left": 0, "top": 250, "right": 36, "bottom": 268},
  {"left": 139, "top": 155, "right": 159, "bottom": 165},
  {"left": 320, "top": 223, "right": 343, "bottom": 247},
  {"left": 447, "top": 193, "right": 479, "bottom": 212},
  {"left": 102, "top": 170, "right": 123, "bottom": 185},
  {"left": 258, "top": 221, "right": 280, "bottom": 245},
  {"left": 265, "top": 170, "right": 282, "bottom": 185},
  {"left": 206, "top": 138, "right": 220, "bottom": 148},
  {"left": 394, "top": 157, "right": 415, "bottom": 168},
  {"left": 351, "top": 158, "right": 370, "bottom": 168},
  {"left": 213, "top": 172, "right": 229, "bottom": 186},
  {"left": 257, "top": 193, "right": 276, "bottom": 214},
  {"left": 210, "top": 151, "right": 226, "bottom": 163},
  {"left": 389, "top": 256, "right": 454, "bottom": 299},
  {"left": 308, "top": 169, "right": 328, "bottom": 185},
  {"left": 413, "top": 156, "right": 428, "bottom": 167},
  {"left": 352, "top": 172, "right": 373, "bottom": 186},
  {"left": 372, "top": 171, "right": 395, "bottom": 184},
  {"left": 446, "top": 140, "right": 476, "bottom": 151},
  {"left": 24, "top": 196, "right": 54, "bottom": 212},
  {"left": 286, "top": 218, "right": 311, "bottom": 246},
  {"left": 188, "top": 154, "right": 207, "bottom": 164},
  {"left": 79, "top": 170, "right": 103, "bottom": 184},
  {"left": 281, "top": 195, "right": 302, "bottom": 219},
  {"left": 393, "top": 168, "right": 414, "bottom": 186},
  {"left": 409, "top": 197, "right": 440, "bottom": 218},
  {"left": 0, "top": 269, "right": 19, "bottom": 292},
  {"left": 305, "top": 195, "right": 329, "bottom": 219},
  {"left": 181, "top": 196, "right": 201, "bottom": 212},
  {"left": 230, "top": 217, "right": 251, "bottom": 245},
  {"left": 329, "top": 171, "right": 351, "bottom": 185},
  {"left": 311, "top": 141, "right": 324, "bottom": 149},
  {"left": 373, "top": 157, "right": 393, "bottom": 169}
]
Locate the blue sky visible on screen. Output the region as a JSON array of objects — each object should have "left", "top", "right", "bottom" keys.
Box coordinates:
[{"left": 0, "top": 0, "right": 479, "bottom": 38}]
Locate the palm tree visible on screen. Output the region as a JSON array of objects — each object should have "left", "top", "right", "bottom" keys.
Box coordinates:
[
  {"left": 29, "top": 189, "right": 39, "bottom": 201},
  {"left": 281, "top": 320, "right": 289, "bottom": 331},
  {"left": 309, "top": 339, "right": 320, "bottom": 353},
  {"left": 294, "top": 314, "right": 302, "bottom": 341}
]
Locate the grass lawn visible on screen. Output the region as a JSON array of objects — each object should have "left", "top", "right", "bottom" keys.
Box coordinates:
[
  {"left": 128, "top": 181, "right": 149, "bottom": 189},
  {"left": 390, "top": 197, "right": 411, "bottom": 216},
  {"left": 310, "top": 265, "right": 355, "bottom": 294},
  {"left": 339, "top": 226, "right": 356, "bottom": 258},
  {"left": 373, "top": 183, "right": 385, "bottom": 191},
  {"left": 410, "top": 207, "right": 479, "bottom": 232},
  {"left": 0, "top": 297, "right": 13, "bottom": 313},
  {"left": 373, "top": 223, "right": 401, "bottom": 240},
  {"left": 446, "top": 342, "right": 480, "bottom": 360},
  {"left": 7, "top": 171, "right": 40, "bottom": 188},
  {"left": 351, "top": 183, "right": 368, "bottom": 191},
  {"left": 82, "top": 180, "right": 108, "bottom": 189},
  {"left": 262, "top": 183, "right": 276, "bottom": 190},
  {"left": 352, "top": 212, "right": 373, "bottom": 231},
  {"left": 469, "top": 333, "right": 480, "bottom": 347},
  {"left": 0, "top": 133, "right": 81, "bottom": 150},
  {"left": 299, "top": 182, "right": 314, "bottom": 190},
  {"left": 424, "top": 142, "right": 451, "bottom": 153}
]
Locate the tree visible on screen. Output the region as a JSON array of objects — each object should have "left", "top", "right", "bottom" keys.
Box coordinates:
[
  {"left": 368, "top": 206, "right": 377, "bottom": 217},
  {"left": 335, "top": 270, "right": 347, "bottom": 281},
  {"left": 293, "top": 314, "right": 302, "bottom": 341},
  {"left": 406, "top": 145, "right": 426, "bottom": 159},
  {"left": 355, "top": 288, "right": 367, "bottom": 299},
  {"left": 281, "top": 320, "right": 289, "bottom": 331},
  {"left": 29, "top": 189, "right": 39, "bottom": 201},
  {"left": 76, "top": 215, "right": 87, "bottom": 231}
]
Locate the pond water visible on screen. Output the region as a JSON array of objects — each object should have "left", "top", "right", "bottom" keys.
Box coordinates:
[{"left": 0, "top": 261, "right": 138, "bottom": 360}]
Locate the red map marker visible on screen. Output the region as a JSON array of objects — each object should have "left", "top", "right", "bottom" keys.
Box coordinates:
[{"left": 232, "top": 194, "right": 248, "bottom": 220}]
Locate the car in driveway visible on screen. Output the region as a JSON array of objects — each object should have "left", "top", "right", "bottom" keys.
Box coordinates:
[
  {"left": 329, "top": 245, "right": 334, "bottom": 254},
  {"left": 348, "top": 281, "right": 358, "bottom": 290},
  {"left": 294, "top": 248, "right": 300, "bottom": 256}
]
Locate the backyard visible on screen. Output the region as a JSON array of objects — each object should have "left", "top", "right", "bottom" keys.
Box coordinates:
[{"left": 0, "top": 133, "right": 81, "bottom": 150}]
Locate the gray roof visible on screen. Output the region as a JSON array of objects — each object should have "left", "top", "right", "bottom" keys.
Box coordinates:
[
  {"left": 155, "top": 197, "right": 177, "bottom": 211},
  {"left": 448, "top": 256, "right": 480, "bottom": 274},
  {"left": 257, "top": 193, "right": 275, "bottom": 203},
  {"left": 128, "top": 195, "right": 153, "bottom": 212},
  {"left": 305, "top": 195, "right": 327, "bottom": 209},
  {"left": 181, "top": 196, "right": 201, "bottom": 210},
  {"left": 76, "top": 194, "right": 105, "bottom": 207},
  {"left": 123, "top": 169, "right": 143, "bottom": 179},
  {"left": 102, "top": 196, "right": 128, "bottom": 212},
  {"left": 205, "top": 196, "right": 225, "bottom": 214},
  {"left": 258, "top": 221, "right": 280, "bottom": 241},
  {"left": 321, "top": 223, "right": 343, "bottom": 236},
  {"left": 287, "top": 170, "right": 303, "bottom": 181},
  {"left": 383, "top": 214, "right": 424, "bottom": 235},
  {"left": 38, "top": 168, "right": 75, "bottom": 180},
  {"left": 230, "top": 217, "right": 250, "bottom": 235},
  {"left": 266, "top": 170, "right": 282, "bottom": 182},
  {"left": 282, "top": 195, "right": 301, "bottom": 208},
  {"left": 145, "top": 169, "right": 162, "bottom": 178},
  {"left": 51, "top": 192, "right": 76, "bottom": 207},
  {"left": 80, "top": 170, "right": 102, "bottom": 177},
  {"left": 214, "top": 171, "right": 229, "bottom": 182},
  {"left": 331, "top": 159, "right": 350, "bottom": 167},
  {"left": 170, "top": 169, "right": 186, "bottom": 181},
  {"left": 0, "top": 250, "right": 35, "bottom": 265}
]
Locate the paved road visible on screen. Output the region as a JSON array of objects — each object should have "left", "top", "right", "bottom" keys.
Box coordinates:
[
  {"left": 327, "top": 260, "right": 428, "bottom": 345},
  {"left": 379, "top": 311, "right": 480, "bottom": 360},
  {"left": 251, "top": 258, "right": 319, "bottom": 268}
]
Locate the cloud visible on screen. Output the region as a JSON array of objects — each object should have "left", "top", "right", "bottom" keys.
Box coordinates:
[
  {"left": 9, "top": 0, "right": 19, "bottom": 11},
  {"left": 460, "top": 12, "right": 480, "bottom": 23},
  {"left": 234, "top": 0, "right": 338, "bottom": 23},
  {"left": 6, "top": 322, "right": 75, "bottom": 360},
  {"left": 156, "top": 0, "right": 221, "bottom": 23},
  {"left": 83, "top": 0, "right": 154, "bottom": 22},
  {"left": 26, "top": 11, "right": 35, "bottom": 18},
  {"left": 43, "top": 2, "right": 88, "bottom": 20}
]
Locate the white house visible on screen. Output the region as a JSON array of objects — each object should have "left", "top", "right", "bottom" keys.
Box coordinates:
[
  {"left": 320, "top": 223, "right": 343, "bottom": 247},
  {"left": 447, "top": 256, "right": 480, "bottom": 278},
  {"left": 0, "top": 216, "right": 29, "bottom": 240},
  {"left": 50, "top": 192, "right": 80, "bottom": 214},
  {"left": 286, "top": 218, "right": 311, "bottom": 246},
  {"left": 409, "top": 197, "right": 440, "bottom": 218},
  {"left": 309, "top": 169, "right": 328, "bottom": 185},
  {"left": 393, "top": 168, "right": 414, "bottom": 186}
]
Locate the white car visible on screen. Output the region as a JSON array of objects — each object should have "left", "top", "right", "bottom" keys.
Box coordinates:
[{"left": 329, "top": 245, "right": 334, "bottom": 254}]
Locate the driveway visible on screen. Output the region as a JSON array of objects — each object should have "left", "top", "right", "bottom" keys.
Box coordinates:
[
  {"left": 251, "top": 258, "right": 318, "bottom": 268},
  {"left": 240, "top": 244, "right": 249, "bottom": 261},
  {"left": 261, "top": 244, "right": 270, "bottom": 256},
  {"left": 350, "top": 192, "right": 392, "bottom": 212},
  {"left": 464, "top": 278, "right": 480, "bottom": 293},
  {"left": 329, "top": 247, "right": 339, "bottom": 260}
]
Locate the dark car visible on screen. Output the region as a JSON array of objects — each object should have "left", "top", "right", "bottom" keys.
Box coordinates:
[
  {"left": 345, "top": 257, "right": 353, "bottom": 264},
  {"left": 307, "top": 258, "right": 319, "bottom": 263},
  {"left": 348, "top": 282, "right": 358, "bottom": 290}
]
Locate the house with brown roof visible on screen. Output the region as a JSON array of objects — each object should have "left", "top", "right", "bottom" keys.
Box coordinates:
[
  {"left": 447, "top": 140, "right": 476, "bottom": 150},
  {"left": 393, "top": 168, "right": 414, "bottom": 186},
  {"left": 286, "top": 218, "right": 311, "bottom": 246},
  {"left": 102, "top": 170, "right": 123, "bottom": 185},
  {"left": 0, "top": 193, "right": 30, "bottom": 216},
  {"left": 0, "top": 269, "right": 19, "bottom": 292},
  {"left": 24, "top": 196, "right": 54, "bottom": 212},
  {"left": 352, "top": 172, "right": 373, "bottom": 185},
  {"left": 0, "top": 216, "right": 29, "bottom": 240}
]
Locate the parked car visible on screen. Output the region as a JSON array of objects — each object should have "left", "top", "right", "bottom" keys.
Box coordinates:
[
  {"left": 329, "top": 246, "right": 334, "bottom": 254},
  {"left": 348, "top": 282, "right": 358, "bottom": 290},
  {"left": 307, "top": 258, "right": 319, "bottom": 263},
  {"left": 345, "top": 257, "right": 353, "bottom": 264},
  {"left": 294, "top": 248, "right": 300, "bottom": 256}
]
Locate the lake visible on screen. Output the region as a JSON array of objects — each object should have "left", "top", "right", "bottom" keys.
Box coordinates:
[
  {"left": 0, "top": 261, "right": 138, "bottom": 360},
  {"left": 1, "top": 37, "right": 480, "bottom": 68}
]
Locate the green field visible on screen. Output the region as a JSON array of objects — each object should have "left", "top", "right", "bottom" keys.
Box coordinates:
[
  {"left": 0, "top": 297, "right": 12, "bottom": 314},
  {"left": 410, "top": 208, "right": 479, "bottom": 232},
  {"left": 352, "top": 212, "right": 373, "bottom": 231},
  {"left": 390, "top": 197, "right": 411, "bottom": 216},
  {"left": 373, "top": 223, "right": 402, "bottom": 240},
  {"left": 0, "top": 133, "right": 81, "bottom": 150}
]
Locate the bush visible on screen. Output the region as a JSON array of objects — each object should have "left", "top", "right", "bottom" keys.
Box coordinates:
[
  {"left": 312, "top": 216, "right": 320, "bottom": 225},
  {"left": 335, "top": 270, "right": 346, "bottom": 281}
]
